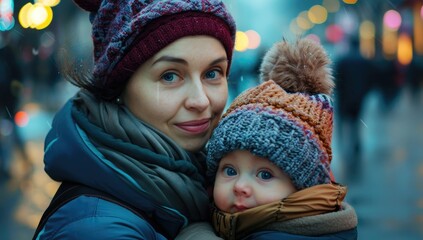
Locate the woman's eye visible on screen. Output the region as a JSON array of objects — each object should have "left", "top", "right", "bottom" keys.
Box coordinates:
[
  {"left": 205, "top": 69, "right": 221, "bottom": 80},
  {"left": 161, "top": 72, "right": 180, "bottom": 83},
  {"left": 223, "top": 166, "right": 237, "bottom": 176},
  {"left": 257, "top": 170, "right": 273, "bottom": 180}
]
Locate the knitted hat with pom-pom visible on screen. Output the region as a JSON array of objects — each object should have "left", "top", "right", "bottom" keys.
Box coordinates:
[
  {"left": 73, "top": 0, "right": 236, "bottom": 99},
  {"left": 207, "top": 38, "right": 335, "bottom": 190}
]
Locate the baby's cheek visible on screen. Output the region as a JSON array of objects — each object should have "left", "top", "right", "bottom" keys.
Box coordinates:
[
  {"left": 213, "top": 184, "right": 231, "bottom": 212},
  {"left": 256, "top": 190, "right": 286, "bottom": 206}
]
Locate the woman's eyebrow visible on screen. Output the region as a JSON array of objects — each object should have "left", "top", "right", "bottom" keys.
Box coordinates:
[
  {"left": 152, "top": 56, "right": 228, "bottom": 66},
  {"left": 152, "top": 56, "right": 188, "bottom": 65},
  {"left": 209, "top": 57, "right": 228, "bottom": 66}
]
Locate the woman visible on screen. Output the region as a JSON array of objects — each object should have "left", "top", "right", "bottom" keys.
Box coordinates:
[{"left": 33, "top": 0, "right": 236, "bottom": 239}]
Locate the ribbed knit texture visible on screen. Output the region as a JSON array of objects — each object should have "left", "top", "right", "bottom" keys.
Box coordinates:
[
  {"left": 207, "top": 80, "right": 334, "bottom": 190},
  {"left": 73, "top": 0, "right": 236, "bottom": 94}
]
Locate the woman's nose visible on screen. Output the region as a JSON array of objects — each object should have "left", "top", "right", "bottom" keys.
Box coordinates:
[{"left": 185, "top": 79, "right": 210, "bottom": 111}]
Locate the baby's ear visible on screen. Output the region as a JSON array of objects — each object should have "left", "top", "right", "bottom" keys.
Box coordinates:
[{"left": 259, "top": 38, "right": 334, "bottom": 95}]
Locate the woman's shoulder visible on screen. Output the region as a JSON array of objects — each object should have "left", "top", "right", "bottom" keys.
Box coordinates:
[{"left": 37, "top": 195, "right": 167, "bottom": 239}]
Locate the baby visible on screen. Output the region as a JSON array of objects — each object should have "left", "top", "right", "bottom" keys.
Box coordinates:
[{"left": 206, "top": 38, "right": 358, "bottom": 240}]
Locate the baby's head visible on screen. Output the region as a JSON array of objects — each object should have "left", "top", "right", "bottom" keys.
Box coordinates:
[{"left": 207, "top": 38, "right": 335, "bottom": 213}]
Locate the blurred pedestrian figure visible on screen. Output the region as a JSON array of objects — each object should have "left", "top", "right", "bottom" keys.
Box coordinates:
[
  {"left": 0, "top": 33, "right": 30, "bottom": 179},
  {"left": 372, "top": 55, "right": 401, "bottom": 113},
  {"left": 334, "top": 37, "right": 373, "bottom": 181}
]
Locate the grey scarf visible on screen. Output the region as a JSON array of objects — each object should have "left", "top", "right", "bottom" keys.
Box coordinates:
[{"left": 72, "top": 90, "right": 210, "bottom": 222}]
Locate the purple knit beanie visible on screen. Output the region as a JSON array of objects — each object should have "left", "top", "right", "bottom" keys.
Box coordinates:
[{"left": 73, "top": 0, "right": 236, "bottom": 99}]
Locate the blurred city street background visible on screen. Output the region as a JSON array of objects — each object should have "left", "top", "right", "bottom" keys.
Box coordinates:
[{"left": 1, "top": 0, "right": 423, "bottom": 239}]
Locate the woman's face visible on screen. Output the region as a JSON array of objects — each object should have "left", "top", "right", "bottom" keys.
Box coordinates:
[{"left": 122, "top": 36, "right": 229, "bottom": 152}]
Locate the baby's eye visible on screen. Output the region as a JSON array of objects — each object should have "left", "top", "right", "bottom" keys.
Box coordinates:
[
  {"left": 161, "top": 72, "right": 180, "bottom": 83},
  {"left": 223, "top": 166, "right": 237, "bottom": 176},
  {"left": 257, "top": 170, "right": 273, "bottom": 180}
]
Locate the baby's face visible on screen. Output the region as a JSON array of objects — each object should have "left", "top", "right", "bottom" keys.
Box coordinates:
[{"left": 213, "top": 150, "right": 297, "bottom": 213}]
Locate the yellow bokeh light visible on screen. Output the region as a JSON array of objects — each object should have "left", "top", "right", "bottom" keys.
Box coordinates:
[
  {"left": 308, "top": 5, "right": 327, "bottom": 24},
  {"left": 289, "top": 19, "right": 304, "bottom": 35},
  {"left": 397, "top": 33, "right": 413, "bottom": 65},
  {"left": 235, "top": 31, "right": 249, "bottom": 52},
  {"left": 35, "top": 5, "right": 53, "bottom": 30},
  {"left": 360, "top": 21, "right": 375, "bottom": 59},
  {"left": 413, "top": 3, "right": 423, "bottom": 54},
  {"left": 383, "top": 27, "right": 398, "bottom": 58},
  {"left": 19, "top": 2, "right": 54, "bottom": 30},
  {"left": 29, "top": 3, "right": 49, "bottom": 27},
  {"left": 359, "top": 20, "right": 375, "bottom": 39},
  {"left": 297, "top": 11, "right": 314, "bottom": 30},
  {"left": 343, "top": 0, "right": 358, "bottom": 4},
  {"left": 18, "top": 3, "right": 33, "bottom": 28},
  {"left": 36, "top": 0, "right": 61, "bottom": 7}
]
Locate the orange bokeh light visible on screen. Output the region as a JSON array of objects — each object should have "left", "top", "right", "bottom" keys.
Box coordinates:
[{"left": 15, "top": 111, "right": 29, "bottom": 127}]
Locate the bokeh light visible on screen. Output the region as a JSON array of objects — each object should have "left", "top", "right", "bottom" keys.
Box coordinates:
[
  {"left": 0, "top": 0, "right": 13, "bottom": 12},
  {"left": 245, "top": 30, "right": 261, "bottom": 50},
  {"left": 36, "top": 0, "right": 61, "bottom": 7},
  {"left": 290, "top": 18, "right": 304, "bottom": 35},
  {"left": 336, "top": 10, "right": 358, "bottom": 35},
  {"left": 326, "top": 24, "right": 344, "bottom": 43},
  {"left": 0, "top": 0, "right": 14, "bottom": 31},
  {"left": 30, "top": 3, "right": 49, "bottom": 27},
  {"left": 397, "top": 33, "right": 413, "bottom": 65},
  {"left": 323, "top": 0, "right": 340, "bottom": 13},
  {"left": 383, "top": 27, "right": 398, "bottom": 58},
  {"left": 360, "top": 20, "right": 375, "bottom": 39},
  {"left": 306, "top": 34, "right": 321, "bottom": 43},
  {"left": 308, "top": 5, "right": 328, "bottom": 24},
  {"left": 234, "top": 31, "right": 249, "bottom": 52},
  {"left": 297, "top": 11, "right": 314, "bottom": 30},
  {"left": 15, "top": 111, "right": 30, "bottom": 127},
  {"left": 343, "top": 0, "right": 358, "bottom": 4},
  {"left": 18, "top": 2, "right": 54, "bottom": 30},
  {"left": 384, "top": 10, "right": 402, "bottom": 30},
  {"left": 415, "top": 3, "right": 423, "bottom": 54},
  {"left": 359, "top": 20, "right": 375, "bottom": 58},
  {"left": 19, "top": 3, "right": 34, "bottom": 28},
  {"left": 0, "top": 16, "right": 15, "bottom": 31}
]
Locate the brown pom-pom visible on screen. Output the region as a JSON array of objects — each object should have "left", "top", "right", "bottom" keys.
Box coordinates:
[
  {"left": 73, "top": 0, "right": 102, "bottom": 12},
  {"left": 260, "top": 38, "right": 334, "bottom": 95}
]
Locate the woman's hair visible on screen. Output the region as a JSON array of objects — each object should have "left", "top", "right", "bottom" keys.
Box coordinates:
[{"left": 60, "top": 53, "right": 123, "bottom": 101}]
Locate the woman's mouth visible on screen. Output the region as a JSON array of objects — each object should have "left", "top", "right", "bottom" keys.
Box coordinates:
[{"left": 175, "top": 119, "right": 211, "bottom": 135}]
